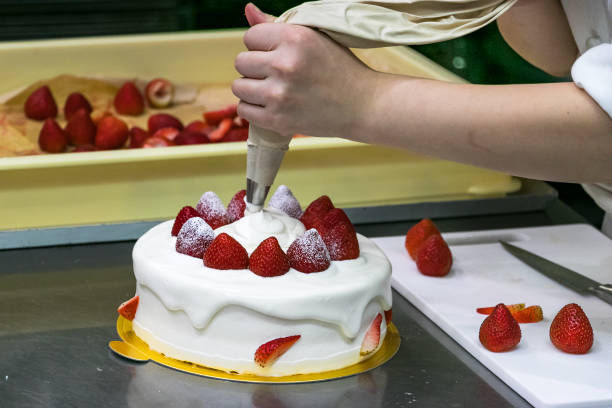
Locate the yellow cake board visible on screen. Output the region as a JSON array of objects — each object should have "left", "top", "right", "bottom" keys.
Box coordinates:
[{"left": 111, "top": 316, "right": 401, "bottom": 384}]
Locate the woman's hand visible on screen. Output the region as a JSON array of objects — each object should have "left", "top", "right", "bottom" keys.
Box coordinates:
[{"left": 232, "top": 3, "right": 378, "bottom": 138}]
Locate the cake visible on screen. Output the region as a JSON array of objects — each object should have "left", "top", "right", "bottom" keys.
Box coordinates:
[{"left": 121, "top": 186, "right": 392, "bottom": 377}]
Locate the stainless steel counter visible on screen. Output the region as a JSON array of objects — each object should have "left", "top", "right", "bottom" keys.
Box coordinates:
[{"left": 0, "top": 199, "right": 587, "bottom": 408}]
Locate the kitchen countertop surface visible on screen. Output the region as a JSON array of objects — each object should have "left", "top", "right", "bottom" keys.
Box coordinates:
[{"left": 0, "top": 198, "right": 590, "bottom": 408}]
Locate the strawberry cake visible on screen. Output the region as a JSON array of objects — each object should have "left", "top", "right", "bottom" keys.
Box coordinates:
[{"left": 124, "top": 186, "right": 392, "bottom": 377}]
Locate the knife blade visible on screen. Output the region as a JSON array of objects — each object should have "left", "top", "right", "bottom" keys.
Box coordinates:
[{"left": 500, "top": 241, "right": 612, "bottom": 306}]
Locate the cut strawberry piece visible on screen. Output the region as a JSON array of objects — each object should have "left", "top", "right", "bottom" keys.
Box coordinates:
[
  {"left": 171, "top": 205, "right": 202, "bottom": 236},
  {"left": 203, "top": 233, "right": 249, "bottom": 270},
  {"left": 287, "top": 229, "right": 331, "bottom": 273},
  {"left": 405, "top": 219, "right": 441, "bottom": 260},
  {"left": 550, "top": 303, "right": 593, "bottom": 354},
  {"left": 513, "top": 305, "right": 543, "bottom": 324},
  {"left": 95, "top": 116, "right": 129, "bottom": 150},
  {"left": 176, "top": 217, "right": 214, "bottom": 258},
  {"left": 254, "top": 335, "right": 300, "bottom": 368},
  {"left": 38, "top": 118, "right": 67, "bottom": 153},
  {"left": 145, "top": 78, "right": 174, "bottom": 108},
  {"left": 360, "top": 314, "right": 383, "bottom": 355},
  {"left": 227, "top": 189, "right": 247, "bottom": 223},
  {"left": 184, "top": 120, "right": 211, "bottom": 134},
  {"left": 415, "top": 234, "right": 452, "bottom": 277},
  {"left": 477, "top": 303, "right": 525, "bottom": 315},
  {"left": 479, "top": 304, "right": 521, "bottom": 352},
  {"left": 203, "top": 105, "right": 238, "bottom": 126},
  {"left": 221, "top": 127, "right": 248, "bottom": 142},
  {"left": 152, "top": 127, "right": 180, "bottom": 142},
  {"left": 269, "top": 185, "right": 302, "bottom": 219},
  {"left": 208, "top": 118, "right": 233, "bottom": 142},
  {"left": 142, "top": 136, "right": 173, "bottom": 148},
  {"left": 129, "top": 127, "right": 150, "bottom": 148},
  {"left": 65, "top": 109, "right": 95, "bottom": 146},
  {"left": 64, "top": 92, "right": 92, "bottom": 121},
  {"left": 117, "top": 295, "right": 139, "bottom": 321},
  {"left": 384, "top": 309, "right": 392, "bottom": 325},
  {"left": 114, "top": 82, "right": 144, "bottom": 116},
  {"left": 174, "top": 130, "right": 210, "bottom": 145},
  {"left": 147, "top": 113, "right": 184, "bottom": 134},
  {"left": 249, "top": 237, "right": 290, "bottom": 277},
  {"left": 300, "top": 195, "right": 334, "bottom": 230},
  {"left": 25, "top": 85, "right": 58, "bottom": 120},
  {"left": 322, "top": 222, "right": 359, "bottom": 261},
  {"left": 196, "top": 191, "right": 229, "bottom": 229}
]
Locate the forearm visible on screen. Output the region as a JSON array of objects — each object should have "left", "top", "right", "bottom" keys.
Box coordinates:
[{"left": 356, "top": 74, "right": 612, "bottom": 183}]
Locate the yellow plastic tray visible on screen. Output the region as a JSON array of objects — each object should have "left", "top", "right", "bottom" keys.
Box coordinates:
[{"left": 0, "top": 30, "right": 520, "bottom": 231}]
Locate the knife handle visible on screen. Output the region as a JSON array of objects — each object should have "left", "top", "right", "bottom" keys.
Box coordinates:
[{"left": 592, "top": 284, "right": 612, "bottom": 306}]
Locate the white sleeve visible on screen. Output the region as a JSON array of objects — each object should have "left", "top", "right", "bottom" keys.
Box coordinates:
[{"left": 571, "top": 43, "right": 612, "bottom": 118}]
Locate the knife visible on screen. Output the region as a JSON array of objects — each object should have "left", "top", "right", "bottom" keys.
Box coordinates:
[{"left": 500, "top": 241, "right": 612, "bottom": 306}]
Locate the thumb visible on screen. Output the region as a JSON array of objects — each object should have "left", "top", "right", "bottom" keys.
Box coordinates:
[{"left": 245, "top": 3, "right": 275, "bottom": 26}]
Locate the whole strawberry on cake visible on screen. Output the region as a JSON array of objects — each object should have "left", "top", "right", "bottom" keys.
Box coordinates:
[{"left": 121, "top": 185, "right": 392, "bottom": 377}]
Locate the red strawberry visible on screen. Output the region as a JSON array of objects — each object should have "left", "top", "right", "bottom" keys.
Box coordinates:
[
  {"left": 249, "top": 237, "right": 290, "bottom": 277},
  {"left": 196, "top": 191, "right": 229, "bottom": 229},
  {"left": 129, "top": 126, "right": 150, "bottom": 148},
  {"left": 152, "top": 127, "right": 180, "bottom": 142},
  {"left": 513, "top": 305, "right": 543, "bottom": 324},
  {"left": 227, "top": 189, "right": 246, "bottom": 223},
  {"left": 114, "top": 82, "right": 144, "bottom": 116},
  {"left": 287, "top": 229, "right": 331, "bottom": 273},
  {"left": 208, "top": 118, "right": 233, "bottom": 142},
  {"left": 384, "top": 309, "right": 392, "bottom": 325},
  {"left": 405, "top": 219, "right": 441, "bottom": 260},
  {"left": 65, "top": 109, "right": 95, "bottom": 146},
  {"left": 147, "top": 113, "right": 183, "bottom": 134},
  {"left": 25, "top": 85, "right": 58, "bottom": 120},
  {"left": 145, "top": 78, "right": 174, "bottom": 108},
  {"left": 176, "top": 217, "right": 214, "bottom": 258},
  {"left": 203, "top": 105, "right": 237, "bottom": 126},
  {"left": 269, "top": 185, "right": 302, "bottom": 219},
  {"left": 174, "top": 130, "right": 210, "bottom": 145},
  {"left": 171, "top": 205, "right": 201, "bottom": 236},
  {"left": 38, "top": 118, "right": 67, "bottom": 153},
  {"left": 360, "top": 314, "right": 383, "bottom": 355},
  {"left": 316, "top": 208, "right": 354, "bottom": 235},
  {"left": 95, "top": 116, "right": 129, "bottom": 150},
  {"left": 300, "top": 195, "right": 334, "bottom": 230},
  {"left": 415, "top": 234, "right": 452, "bottom": 277},
  {"left": 142, "top": 136, "right": 173, "bottom": 148},
  {"left": 221, "top": 127, "right": 249, "bottom": 142},
  {"left": 203, "top": 233, "right": 249, "bottom": 270},
  {"left": 477, "top": 303, "right": 525, "bottom": 315},
  {"left": 322, "top": 222, "right": 359, "bottom": 261},
  {"left": 550, "top": 303, "right": 593, "bottom": 354},
  {"left": 254, "top": 335, "right": 300, "bottom": 368},
  {"left": 73, "top": 144, "right": 100, "bottom": 152},
  {"left": 479, "top": 304, "right": 521, "bottom": 352},
  {"left": 117, "top": 295, "right": 139, "bottom": 321},
  {"left": 184, "top": 120, "right": 211, "bottom": 134},
  {"left": 64, "top": 92, "right": 92, "bottom": 121}
]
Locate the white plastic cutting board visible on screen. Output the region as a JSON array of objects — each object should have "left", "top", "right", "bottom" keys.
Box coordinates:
[{"left": 373, "top": 224, "right": 612, "bottom": 408}]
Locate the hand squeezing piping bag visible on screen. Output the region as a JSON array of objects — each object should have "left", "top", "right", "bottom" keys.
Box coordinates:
[{"left": 246, "top": 125, "right": 290, "bottom": 212}]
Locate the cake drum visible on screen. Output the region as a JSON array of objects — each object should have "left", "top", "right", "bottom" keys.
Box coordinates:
[{"left": 109, "top": 316, "right": 401, "bottom": 384}]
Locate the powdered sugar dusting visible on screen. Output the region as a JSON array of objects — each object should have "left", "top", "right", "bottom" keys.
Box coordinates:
[
  {"left": 227, "top": 190, "right": 246, "bottom": 223},
  {"left": 176, "top": 217, "right": 214, "bottom": 258},
  {"left": 287, "top": 229, "right": 331, "bottom": 273},
  {"left": 269, "top": 185, "right": 302, "bottom": 219},
  {"left": 196, "top": 191, "right": 229, "bottom": 228}
]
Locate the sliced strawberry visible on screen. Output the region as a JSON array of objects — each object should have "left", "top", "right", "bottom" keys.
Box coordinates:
[
  {"left": 208, "top": 118, "right": 233, "bottom": 142},
  {"left": 203, "top": 105, "right": 238, "bottom": 126},
  {"left": 142, "top": 136, "right": 173, "bottom": 148},
  {"left": 65, "top": 109, "right": 95, "bottom": 146},
  {"left": 117, "top": 295, "right": 139, "bottom": 321},
  {"left": 203, "top": 233, "right": 249, "bottom": 270},
  {"left": 300, "top": 195, "right": 334, "bottom": 230},
  {"left": 384, "top": 309, "right": 392, "bottom": 325},
  {"left": 477, "top": 303, "right": 525, "bottom": 315},
  {"left": 147, "top": 113, "right": 183, "bottom": 134},
  {"left": 415, "top": 234, "right": 452, "bottom": 277},
  {"left": 405, "top": 219, "right": 441, "bottom": 260},
  {"left": 322, "top": 222, "right": 359, "bottom": 261},
  {"left": 254, "top": 335, "right": 300, "bottom": 368},
  {"left": 184, "top": 120, "right": 211, "bottom": 134},
  {"left": 171, "top": 205, "right": 202, "bottom": 236},
  {"left": 513, "top": 305, "right": 543, "bottom": 323},
  {"left": 249, "top": 237, "right": 290, "bottom": 277},
  {"left": 25, "top": 85, "right": 58, "bottom": 120},
  {"left": 221, "top": 127, "right": 249, "bottom": 142},
  {"left": 129, "top": 126, "right": 150, "bottom": 148},
  {"left": 196, "top": 191, "right": 229, "bottom": 229},
  {"left": 145, "top": 78, "right": 174, "bottom": 108},
  {"left": 95, "top": 116, "right": 129, "bottom": 150},
  {"left": 287, "top": 229, "right": 331, "bottom": 273},
  {"left": 269, "top": 185, "right": 302, "bottom": 219},
  {"left": 227, "top": 189, "right": 247, "bottom": 223},
  {"left": 176, "top": 217, "right": 214, "bottom": 258},
  {"left": 114, "top": 82, "right": 144, "bottom": 116},
  {"left": 174, "top": 130, "right": 210, "bottom": 145},
  {"left": 38, "top": 118, "right": 67, "bottom": 153},
  {"left": 360, "top": 314, "right": 383, "bottom": 355},
  {"left": 152, "top": 127, "right": 180, "bottom": 142},
  {"left": 550, "top": 303, "right": 593, "bottom": 354},
  {"left": 479, "top": 304, "right": 521, "bottom": 352},
  {"left": 64, "top": 92, "right": 92, "bottom": 121}
]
